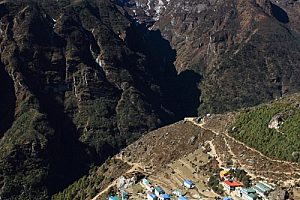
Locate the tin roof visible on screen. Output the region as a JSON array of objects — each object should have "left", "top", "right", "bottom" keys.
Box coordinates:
[
  {"left": 178, "top": 196, "right": 188, "bottom": 200},
  {"left": 224, "top": 180, "right": 243, "bottom": 187},
  {"left": 160, "top": 194, "right": 171, "bottom": 199},
  {"left": 155, "top": 186, "right": 164, "bottom": 193},
  {"left": 184, "top": 179, "right": 193, "bottom": 185}
]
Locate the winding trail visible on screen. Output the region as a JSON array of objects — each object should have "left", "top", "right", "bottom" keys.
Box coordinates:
[
  {"left": 184, "top": 117, "right": 300, "bottom": 184},
  {"left": 185, "top": 117, "right": 299, "bottom": 168},
  {"left": 91, "top": 181, "right": 118, "bottom": 200},
  {"left": 92, "top": 117, "right": 300, "bottom": 200},
  {"left": 91, "top": 155, "right": 146, "bottom": 200}
]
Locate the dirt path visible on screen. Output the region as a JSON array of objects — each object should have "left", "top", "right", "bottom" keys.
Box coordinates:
[
  {"left": 91, "top": 155, "right": 146, "bottom": 200},
  {"left": 185, "top": 118, "right": 299, "bottom": 168},
  {"left": 206, "top": 140, "right": 223, "bottom": 168},
  {"left": 91, "top": 180, "right": 117, "bottom": 200},
  {"left": 184, "top": 117, "right": 300, "bottom": 184}
]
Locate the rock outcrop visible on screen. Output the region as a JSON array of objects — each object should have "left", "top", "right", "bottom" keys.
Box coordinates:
[
  {"left": 0, "top": 0, "right": 198, "bottom": 199},
  {"left": 123, "top": 0, "right": 300, "bottom": 114},
  {"left": 268, "top": 113, "right": 284, "bottom": 130}
]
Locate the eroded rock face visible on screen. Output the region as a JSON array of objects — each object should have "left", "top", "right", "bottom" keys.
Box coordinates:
[
  {"left": 268, "top": 113, "right": 284, "bottom": 130},
  {"left": 123, "top": 0, "right": 300, "bottom": 114},
  {"left": 0, "top": 0, "right": 198, "bottom": 199}
]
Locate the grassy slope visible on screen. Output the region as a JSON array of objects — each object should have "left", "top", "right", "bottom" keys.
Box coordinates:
[{"left": 230, "top": 94, "right": 300, "bottom": 162}]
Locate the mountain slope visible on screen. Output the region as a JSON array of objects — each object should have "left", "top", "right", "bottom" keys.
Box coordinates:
[
  {"left": 0, "top": 0, "right": 199, "bottom": 199},
  {"left": 123, "top": 0, "right": 300, "bottom": 113},
  {"left": 1, "top": 0, "right": 300, "bottom": 199},
  {"left": 56, "top": 94, "right": 300, "bottom": 199}
]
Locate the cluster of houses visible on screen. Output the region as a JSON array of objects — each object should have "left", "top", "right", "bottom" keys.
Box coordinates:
[
  {"left": 220, "top": 169, "right": 274, "bottom": 200},
  {"left": 108, "top": 168, "right": 274, "bottom": 200},
  {"left": 142, "top": 178, "right": 193, "bottom": 200}
]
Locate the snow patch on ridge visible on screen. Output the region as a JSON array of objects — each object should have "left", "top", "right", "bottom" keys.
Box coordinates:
[{"left": 154, "top": 0, "right": 166, "bottom": 21}]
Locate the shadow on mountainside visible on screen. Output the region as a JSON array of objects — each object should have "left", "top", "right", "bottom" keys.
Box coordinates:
[
  {"left": 271, "top": 2, "right": 289, "bottom": 23},
  {"left": 125, "top": 23, "right": 202, "bottom": 119},
  {"left": 177, "top": 70, "right": 202, "bottom": 117},
  {"left": 0, "top": 1, "right": 202, "bottom": 198},
  {"left": 0, "top": 62, "right": 16, "bottom": 136},
  {"left": 13, "top": 48, "right": 97, "bottom": 197}
]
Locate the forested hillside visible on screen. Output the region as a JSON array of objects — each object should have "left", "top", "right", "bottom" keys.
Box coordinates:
[{"left": 231, "top": 94, "right": 300, "bottom": 162}]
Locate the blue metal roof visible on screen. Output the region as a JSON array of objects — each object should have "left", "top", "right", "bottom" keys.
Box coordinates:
[
  {"left": 109, "top": 196, "right": 119, "bottom": 200},
  {"left": 160, "top": 193, "right": 171, "bottom": 199},
  {"left": 148, "top": 193, "right": 157, "bottom": 198},
  {"left": 223, "top": 197, "right": 233, "bottom": 200},
  {"left": 184, "top": 179, "right": 193, "bottom": 185},
  {"left": 178, "top": 196, "right": 188, "bottom": 200}
]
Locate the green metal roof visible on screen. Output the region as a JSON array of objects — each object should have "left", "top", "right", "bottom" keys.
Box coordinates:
[
  {"left": 252, "top": 185, "right": 264, "bottom": 194},
  {"left": 246, "top": 188, "right": 256, "bottom": 193},
  {"left": 256, "top": 182, "right": 272, "bottom": 192},
  {"left": 155, "top": 186, "right": 164, "bottom": 193},
  {"left": 248, "top": 193, "right": 256, "bottom": 198}
]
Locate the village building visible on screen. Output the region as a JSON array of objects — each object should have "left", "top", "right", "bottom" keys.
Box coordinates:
[
  {"left": 147, "top": 193, "right": 158, "bottom": 200},
  {"left": 178, "top": 196, "right": 189, "bottom": 200},
  {"left": 142, "top": 178, "right": 154, "bottom": 192},
  {"left": 143, "top": 178, "right": 151, "bottom": 186},
  {"left": 183, "top": 179, "right": 195, "bottom": 189},
  {"left": 223, "top": 197, "right": 233, "bottom": 200},
  {"left": 222, "top": 180, "right": 243, "bottom": 193},
  {"left": 146, "top": 184, "right": 154, "bottom": 192},
  {"left": 252, "top": 182, "right": 273, "bottom": 199},
  {"left": 120, "top": 190, "right": 129, "bottom": 200},
  {"left": 220, "top": 170, "right": 231, "bottom": 180},
  {"left": 154, "top": 186, "right": 165, "bottom": 197},
  {"left": 109, "top": 195, "right": 119, "bottom": 200},
  {"left": 172, "top": 189, "right": 183, "bottom": 197},
  {"left": 159, "top": 193, "right": 171, "bottom": 200},
  {"left": 239, "top": 188, "right": 258, "bottom": 200}
]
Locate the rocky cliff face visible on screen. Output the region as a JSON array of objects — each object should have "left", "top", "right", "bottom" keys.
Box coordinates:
[
  {"left": 0, "top": 0, "right": 200, "bottom": 199},
  {"left": 123, "top": 0, "right": 300, "bottom": 113}
]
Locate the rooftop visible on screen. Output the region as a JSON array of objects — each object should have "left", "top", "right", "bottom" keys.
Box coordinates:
[
  {"left": 178, "top": 196, "right": 189, "bottom": 200},
  {"left": 155, "top": 186, "right": 165, "bottom": 193},
  {"left": 247, "top": 193, "right": 257, "bottom": 198},
  {"left": 160, "top": 193, "right": 171, "bottom": 199},
  {"left": 148, "top": 193, "right": 157, "bottom": 198},
  {"left": 143, "top": 178, "right": 150, "bottom": 185},
  {"left": 109, "top": 196, "right": 119, "bottom": 200},
  {"left": 184, "top": 179, "right": 193, "bottom": 185},
  {"left": 224, "top": 180, "right": 243, "bottom": 187},
  {"left": 240, "top": 188, "right": 256, "bottom": 194},
  {"left": 220, "top": 170, "right": 230, "bottom": 177},
  {"left": 255, "top": 182, "right": 273, "bottom": 192},
  {"left": 253, "top": 185, "right": 265, "bottom": 194}
]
